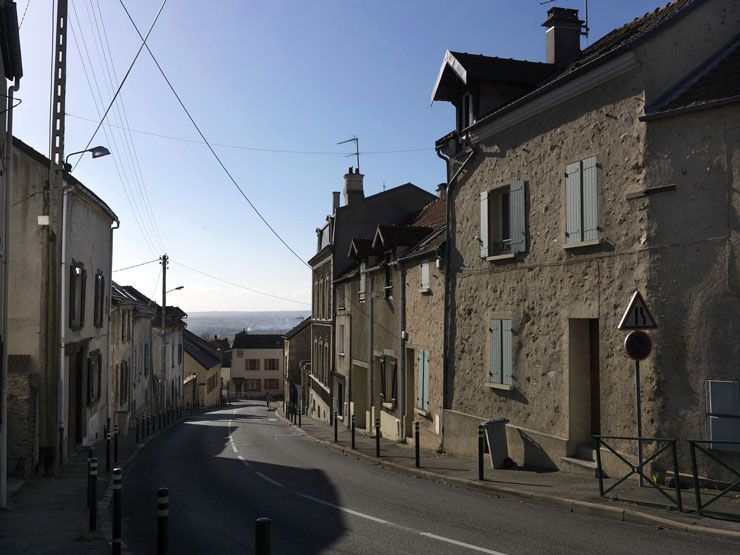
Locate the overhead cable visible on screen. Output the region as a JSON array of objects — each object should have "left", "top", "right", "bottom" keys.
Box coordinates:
[{"left": 113, "top": 258, "right": 160, "bottom": 272}]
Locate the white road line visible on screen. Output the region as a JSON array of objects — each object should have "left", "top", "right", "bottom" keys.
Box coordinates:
[
  {"left": 237, "top": 454, "right": 244, "bottom": 460},
  {"left": 296, "top": 492, "right": 389, "bottom": 525},
  {"left": 420, "top": 532, "right": 507, "bottom": 555},
  {"left": 255, "top": 472, "right": 283, "bottom": 488}
]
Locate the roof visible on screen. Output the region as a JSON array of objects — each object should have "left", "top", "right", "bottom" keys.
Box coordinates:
[
  {"left": 334, "top": 267, "right": 359, "bottom": 284},
  {"left": 410, "top": 197, "right": 446, "bottom": 229},
  {"left": 645, "top": 32, "right": 740, "bottom": 118},
  {"left": 348, "top": 237, "right": 381, "bottom": 259},
  {"left": 183, "top": 329, "right": 221, "bottom": 370},
  {"left": 372, "top": 225, "right": 434, "bottom": 249},
  {"left": 209, "top": 335, "right": 231, "bottom": 351},
  {"left": 121, "top": 285, "right": 185, "bottom": 323},
  {"left": 232, "top": 332, "right": 285, "bottom": 350},
  {"left": 399, "top": 226, "right": 446, "bottom": 262},
  {"left": 285, "top": 317, "right": 311, "bottom": 339}
]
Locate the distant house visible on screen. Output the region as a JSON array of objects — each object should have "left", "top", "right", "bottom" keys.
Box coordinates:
[
  {"left": 183, "top": 329, "right": 221, "bottom": 407},
  {"left": 231, "top": 331, "right": 285, "bottom": 399}
]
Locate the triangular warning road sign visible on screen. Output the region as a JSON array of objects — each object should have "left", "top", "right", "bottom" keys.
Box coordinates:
[{"left": 618, "top": 291, "right": 657, "bottom": 330}]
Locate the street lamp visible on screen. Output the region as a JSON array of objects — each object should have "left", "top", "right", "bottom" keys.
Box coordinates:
[
  {"left": 63, "top": 145, "right": 110, "bottom": 172},
  {"left": 166, "top": 286, "right": 184, "bottom": 293}
]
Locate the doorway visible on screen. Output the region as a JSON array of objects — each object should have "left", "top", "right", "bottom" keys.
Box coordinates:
[{"left": 568, "top": 319, "right": 601, "bottom": 451}]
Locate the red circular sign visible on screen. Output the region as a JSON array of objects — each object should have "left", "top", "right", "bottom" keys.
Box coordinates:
[{"left": 624, "top": 330, "right": 652, "bottom": 360}]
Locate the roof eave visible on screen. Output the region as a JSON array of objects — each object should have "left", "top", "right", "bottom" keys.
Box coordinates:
[{"left": 431, "top": 50, "right": 467, "bottom": 104}]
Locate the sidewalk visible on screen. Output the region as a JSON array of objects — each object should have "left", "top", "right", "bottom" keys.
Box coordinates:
[
  {"left": 279, "top": 409, "right": 740, "bottom": 540},
  {"left": 0, "top": 408, "right": 192, "bottom": 553}
]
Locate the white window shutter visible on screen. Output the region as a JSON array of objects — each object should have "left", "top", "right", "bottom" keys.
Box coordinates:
[
  {"left": 421, "top": 263, "right": 430, "bottom": 289},
  {"left": 582, "top": 157, "right": 598, "bottom": 241},
  {"left": 490, "top": 319, "right": 501, "bottom": 382},
  {"left": 480, "top": 191, "right": 489, "bottom": 258},
  {"left": 509, "top": 180, "right": 527, "bottom": 253},
  {"left": 502, "top": 320, "right": 513, "bottom": 385},
  {"left": 565, "top": 162, "right": 581, "bottom": 244}
]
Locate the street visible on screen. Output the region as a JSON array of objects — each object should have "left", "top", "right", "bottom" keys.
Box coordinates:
[{"left": 121, "top": 402, "right": 738, "bottom": 554}]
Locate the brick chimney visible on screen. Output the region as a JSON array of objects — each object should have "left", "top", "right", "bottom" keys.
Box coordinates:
[
  {"left": 542, "top": 7, "right": 583, "bottom": 68},
  {"left": 343, "top": 167, "right": 364, "bottom": 205},
  {"left": 332, "top": 191, "right": 340, "bottom": 212}
]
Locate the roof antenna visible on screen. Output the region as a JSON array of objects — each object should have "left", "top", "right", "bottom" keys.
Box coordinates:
[
  {"left": 337, "top": 136, "right": 360, "bottom": 172},
  {"left": 581, "top": 0, "right": 590, "bottom": 39}
]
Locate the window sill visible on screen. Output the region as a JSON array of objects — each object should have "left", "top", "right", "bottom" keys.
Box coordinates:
[
  {"left": 563, "top": 239, "right": 601, "bottom": 250},
  {"left": 382, "top": 401, "right": 395, "bottom": 411},
  {"left": 414, "top": 408, "right": 430, "bottom": 418},
  {"left": 485, "top": 253, "right": 516, "bottom": 262},
  {"left": 338, "top": 352, "right": 345, "bottom": 357},
  {"left": 418, "top": 287, "right": 431, "bottom": 294},
  {"left": 485, "top": 382, "right": 515, "bottom": 392}
]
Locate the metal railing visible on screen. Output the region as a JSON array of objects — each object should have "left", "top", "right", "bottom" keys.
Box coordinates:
[
  {"left": 595, "top": 435, "right": 682, "bottom": 511},
  {"left": 689, "top": 440, "right": 740, "bottom": 520}
]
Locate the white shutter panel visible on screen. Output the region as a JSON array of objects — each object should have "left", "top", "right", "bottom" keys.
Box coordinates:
[
  {"left": 480, "top": 191, "right": 489, "bottom": 258},
  {"left": 509, "top": 180, "right": 526, "bottom": 253},
  {"left": 565, "top": 161, "right": 581, "bottom": 244},
  {"left": 415, "top": 351, "right": 421, "bottom": 408},
  {"left": 421, "top": 263, "right": 430, "bottom": 289},
  {"left": 582, "top": 157, "right": 598, "bottom": 241},
  {"left": 423, "top": 351, "right": 430, "bottom": 411},
  {"left": 502, "top": 320, "right": 513, "bottom": 385},
  {"left": 490, "top": 320, "right": 501, "bottom": 382}
]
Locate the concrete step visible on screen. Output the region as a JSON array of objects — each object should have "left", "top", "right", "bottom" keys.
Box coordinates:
[
  {"left": 577, "top": 445, "right": 597, "bottom": 461},
  {"left": 560, "top": 456, "right": 599, "bottom": 477}
]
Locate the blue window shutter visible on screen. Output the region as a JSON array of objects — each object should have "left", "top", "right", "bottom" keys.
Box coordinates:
[
  {"left": 502, "top": 320, "right": 513, "bottom": 385},
  {"left": 423, "top": 351, "right": 430, "bottom": 411},
  {"left": 565, "top": 162, "right": 581, "bottom": 244},
  {"left": 582, "top": 157, "right": 598, "bottom": 241},
  {"left": 415, "top": 351, "right": 421, "bottom": 408},
  {"left": 490, "top": 319, "right": 501, "bottom": 383},
  {"left": 480, "top": 191, "right": 489, "bottom": 258},
  {"left": 509, "top": 180, "right": 526, "bottom": 253}
]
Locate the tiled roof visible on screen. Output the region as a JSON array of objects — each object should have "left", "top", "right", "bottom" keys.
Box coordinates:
[
  {"left": 373, "top": 225, "right": 434, "bottom": 249},
  {"left": 399, "top": 226, "right": 446, "bottom": 262},
  {"left": 285, "top": 317, "right": 311, "bottom": 339},
  {"left": 410, "top": 197, "right": 446, "bottom": 229},
  {"left": 183, "top": 329, "right": 221, "bottom": 370},
  {"left": 232, "top": 332, "right": 284, "bottom": 350},
  {"left": 647, "top": 33, "right": 740, "bottom": 116}
]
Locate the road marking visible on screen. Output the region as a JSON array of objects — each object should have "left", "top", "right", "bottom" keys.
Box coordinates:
[
  {"left": 296, "top": 492, "right": 389, "bottom": 525},
  {"left": 255, "top": 472, "right": 283, "bottom": 488},
  {"left": 420, "top": 532, "right": 506, "bottom": 555}
]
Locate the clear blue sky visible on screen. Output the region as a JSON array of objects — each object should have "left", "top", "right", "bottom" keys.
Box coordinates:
[{"left": 16, "top": 0, "right": 666, "bottom": 311}]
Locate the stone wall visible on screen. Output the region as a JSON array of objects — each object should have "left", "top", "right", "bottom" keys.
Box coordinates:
[{"left": 8, "top": 362, "right": 38, "bottom": 479}]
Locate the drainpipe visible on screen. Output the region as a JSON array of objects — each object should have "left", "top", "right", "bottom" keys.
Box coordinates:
[
  {"left": 58, "top": 184, "right": 69, "bottom": 461},
  {"left": 367, "top": 265, "right": 374, "bottom": 430},
  {"left": 1, "top": 76, "right": 20, "bottom": 509},
  {"left": 107, "top": 220, "right": 119, "bottom": 430},
  {"left": 398, "top": 262, "right": 407, "bottom": 439}
]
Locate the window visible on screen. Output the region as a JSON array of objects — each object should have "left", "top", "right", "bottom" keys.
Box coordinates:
[
  {"left": 69, "top": 261, "right": 86, "bottom": 330},
  {"left": 236, "top": 350, "right": 243, "bottom": 358},
  {"left": 247, "top": 379, "right": 261, "bottom": 392},
  {"left": 87, "top": 350, "right": 102, "bottom": 405},
  {"left": 337, "top": 283, "right": 346, "bottom": 310},
  {"left": 119, "top": 361, "right": 129, "bottom": 404},
  {"left": 706, "top": 380, "right": 740, "bottom": 452},
  {"left": 247, "top": 359, "right": 260, "bottom": 371},
  {"left": 265, "top": 358, "right": 279, "bottom": 370},
  {"left": 384, "top": 254, "right": 393, "bottom": 298},
  {"left": 461, "top": 91, "right": 474, "bottom": 129},
  {"left": 420, "top": 263, "right": 430, "bottom": 290},
  {"left": 265, "top": 379, "right": 280, "bottom": 390},
  {"left": 172, "top": 344, "right": 175, "bottom": 367},
  {"left": 93, "top": 271, "right": 105, "bottom": 328},
  {"left": 380, "top": 357, "right": 397, "bottom": 405},
  {"left": 178, "top": 343, "right": 183, "bottom": 365},
  {"left": 144, "top": 343, "right": 149, "bottom": 374},
  {"left": 488, "top": 320, "right": 513, "bottom": 386},
  {"left": 480, "top": 181, "right": 526, "bottom": 257},
  {"left": 121, "top": 311, "right": 126, "bottom": 342},
  {"left": 565, "top": 157, "right": 598, "bottom": 245},
  {"left": 359, "top": 262, "right": 366, "bottom": 301},
  {"left": 416, "top": 351, "right": 430, "bottom": 412},
  {"left": 338, "top": 324, "right": 345, "bottom": 355},
  {"left": 133, "top": 347, "right": 137, "bottom": 376}
]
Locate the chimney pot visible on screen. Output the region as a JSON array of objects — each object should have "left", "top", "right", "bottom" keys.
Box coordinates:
[
  {"left": 343, "top": 168, "right": 365, "bottom": 205},
  {"left": 542, "top": 7, "right": 583, "bottom": 68}
]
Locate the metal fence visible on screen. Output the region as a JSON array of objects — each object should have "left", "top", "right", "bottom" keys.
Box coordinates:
[{"left": 688, "top": 440, "right": 740, "bottom": 520}]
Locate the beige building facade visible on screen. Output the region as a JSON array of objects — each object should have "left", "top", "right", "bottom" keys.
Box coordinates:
[{"left": 231, "top": 332, "right": 285, "bottom": 399}]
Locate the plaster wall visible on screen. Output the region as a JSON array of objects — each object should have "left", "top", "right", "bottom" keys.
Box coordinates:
[
  {"left": 232, "top": 347, "right": 284, "bottom": 397},
  {"left": 131, "top": 314, "right": 153, "bottom": 417}
]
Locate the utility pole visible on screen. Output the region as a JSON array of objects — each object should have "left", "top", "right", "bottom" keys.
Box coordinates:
[{"left": 161, "top": 254, "right": 167, "bottom": 415}]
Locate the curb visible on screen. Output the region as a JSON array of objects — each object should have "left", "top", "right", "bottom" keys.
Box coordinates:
[{"left": 277, "top": 410, "right": 740, "bottom": 541}]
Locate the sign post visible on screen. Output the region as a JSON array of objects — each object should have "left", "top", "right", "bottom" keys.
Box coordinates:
[{"left": 619, "top": 291, "right": 657, "bottom": 488}]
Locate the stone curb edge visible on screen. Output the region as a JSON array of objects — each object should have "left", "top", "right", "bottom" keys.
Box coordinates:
[{"left": 276, "top": 410, "right": 740, "bottom": 541}]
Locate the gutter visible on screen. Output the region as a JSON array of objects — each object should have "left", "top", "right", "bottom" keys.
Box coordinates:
[
  {"left": 107, "top": 220, "right": 120, "bottom": 429},
  {"left": 58, "top": 185, "right": 68, "bottom": 462}
]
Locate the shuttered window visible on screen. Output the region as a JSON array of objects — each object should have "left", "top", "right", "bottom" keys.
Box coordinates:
[
  {"left": 416, "top": 350, "right": 430, "bottom": 412},
  {"left": 480, "top": 182, "right": 527, "bottom": 257},
  {"left": 565, "top": 157, "right": 598, "bottom": 245},
  {"left": 421, "top": 263, "right": 430, "bottom": 290},
  {"left": 338, "top": 324, "right": 345, "bottom": 354},
  {"left": 489, "top": 320, "right": 513, "bottom": 385}
]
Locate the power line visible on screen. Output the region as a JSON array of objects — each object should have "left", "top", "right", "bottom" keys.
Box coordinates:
[
  {"left": 18, "top": 0, "right": 31, "bottom": 29},
  {"left": 172, "top": 260, "right": 310, "bottom": 307},
  {"left": 73, "top": 0, "right": 168, "bottom": 171},
  {"left": 114, "top": 258, "right": 160, "bottom": 272},
  {"left": 65, "top": 112, "right": 433, "bottom": 155}
]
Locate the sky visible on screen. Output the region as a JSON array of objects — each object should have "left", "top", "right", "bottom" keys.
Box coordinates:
[{"left": 15, "top": 0, "right": 668, "bottom": 312}]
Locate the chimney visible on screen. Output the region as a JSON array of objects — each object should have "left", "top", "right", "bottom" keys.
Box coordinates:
[
  {"left": 436, "top": 182, "right": 447, "bottom": 198},
  {"left": 332, "top": 191, "right": 340, "bottom": 212},
  {"left": 343, "top": 167, "right": 364, "bottom": 205},
  {"left": 542, "top": 7, "right": 583, "bottom": 68}
]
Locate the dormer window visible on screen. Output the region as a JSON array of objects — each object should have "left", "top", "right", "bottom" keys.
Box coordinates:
[{"left": 461, "top": 92, "right": 474, "bottom": 129}]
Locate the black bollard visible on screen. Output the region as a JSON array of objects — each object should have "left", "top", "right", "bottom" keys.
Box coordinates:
[
  {"left": 375, "top": 418, "right": 381, "bottom": 457},
  {"left": 157, "top": 487, "right": 169, "bottom": 555},
  {"left": 106, "top": 429, "right": 111, "bottom": 473},
  {"left": 478, "top": 425, "right": 485, "bottom": 481},
  {"left": 255, "top": 517, "right": 272, "bottom": 555},
  {"left": 415, "top": 421, "right": 420, "bottom": 468},
  {"left": 112, "top": 468, "right": 122, "bottom": 555},
  {"left": 87, "top": 447, "right": 94, "bottom": 511},
  {"left": 298, "top": 404, "right": 302, "bottom": 427},
  {"left": 159, "top": 409, "right": 163, "bottom": 431},
  {"left": 89, "top": 458, "right": 98, "bottom": 532},
  {"left": 114, "top": 425, "right": 119, "bottom": 464},
  {"left": 351, "top": 414, "right": 356, "bottom": 450},
  {"left": 334, "top": 412, "right": 338, "bottom": 442}
]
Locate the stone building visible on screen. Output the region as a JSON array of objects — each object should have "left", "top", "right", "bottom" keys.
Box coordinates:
[
  {"left": 283, "top": 317, "right": 311, "bottom": 410},
  {"left": 231, "top": 332, "right": 285, "bottom": 399},
  {"left": 432, "top": 0, "right": 740, "bottom": 476},
  {"left": 308, "top": 168, "right": 434, "bottom": 423}
]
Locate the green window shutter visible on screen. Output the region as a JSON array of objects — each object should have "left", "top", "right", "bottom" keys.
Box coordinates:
[
  {"left": 582, "top": 157, "right": 598, "bottom": 241},
  {"left": 565, "top": 161, "right": 582, "bottom": 244},
  {"left": 480, "top": 191, "right": 489, "bottom": 258},
  {"left": 490, "top": 319, "right": 501, "bottom": 383},
  {"left": 509, "top": 180, "right": 527, "bottom": 253},
  {"left": 502, "top": 320, "right": 513, "bottom": 385}
]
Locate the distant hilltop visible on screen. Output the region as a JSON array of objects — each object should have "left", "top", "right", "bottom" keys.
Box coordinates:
[{"left": 187, "top": 310, "right": 310, "bottom": 343}]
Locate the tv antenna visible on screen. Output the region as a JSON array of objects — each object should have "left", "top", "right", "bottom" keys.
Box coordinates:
[{"left": 337, "top": 136, "right": 360, "bottom": 172}]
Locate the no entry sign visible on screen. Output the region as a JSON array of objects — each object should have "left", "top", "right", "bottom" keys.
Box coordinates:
[{"left": 624, "top": 330, "right": 652, "bottom": 360}]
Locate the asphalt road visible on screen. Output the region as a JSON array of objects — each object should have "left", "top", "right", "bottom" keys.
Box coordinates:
[{"left": 121, "top": 402, "right": 738, "bottom": 554}]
